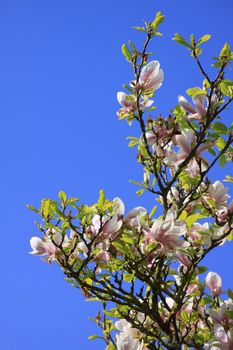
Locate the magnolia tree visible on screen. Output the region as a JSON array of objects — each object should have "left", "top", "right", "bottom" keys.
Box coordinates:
[{"left": 28, "top": 12, "right": 233, "bottom": 350}]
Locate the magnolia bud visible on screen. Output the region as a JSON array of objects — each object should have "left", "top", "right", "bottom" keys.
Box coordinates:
[
  {"left": 143, "top": 171, "right": 150, "bottom": 184},
  {"left": 205, "top": 272, "right": 222, "bottom": 296}
]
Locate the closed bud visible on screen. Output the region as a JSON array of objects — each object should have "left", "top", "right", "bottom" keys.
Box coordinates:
[{"left": 205, "top": 271, "right": 222, "bottom": 296}]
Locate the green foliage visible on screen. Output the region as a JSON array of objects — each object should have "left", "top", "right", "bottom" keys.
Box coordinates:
[{"left": 121, "top": 43, "right": 132, "bottom": 62}]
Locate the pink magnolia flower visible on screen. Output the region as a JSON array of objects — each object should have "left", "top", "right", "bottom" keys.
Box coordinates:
[
  {"left": 117, "top": 92, "right": 137, "bottom": 117},
  {"left": 208, "top": 181, "right": 229, "bottom": 209},
  {"left": 178, "top": 89, "right": 207, "bottom": 120},
  {"left": 204, "top": 325, "right": 233, "bottom": 350},
  {"left": 205, "top": 272, "right": 222, "bottom": 297},
  {"left": 176, "top": 252, "right": 192, "bottom": 269},
  {"left": 91, "top": 211, "right": 123, "bottom": 239},
  {"left": 113, "top": 197, "right": 125, "bottom": 218},
  {"left": 124, "top": 207, "right": 147, "bottom": 229},
  {"left": 174, "top": 129, "right": 210, "bottom": 176},
  {"left": 145, "top": 117, "right": 174, "bottom": 147},
  {"left": 30, "top": 229, "right": 63, "bottom": 263},
  {"left": 95, "top": 239, "right": 111, "bottom": 261},
  {"left": 209, "top": 299, "right": 233, "bottom": 325},
  {"left": 187, "top": 222, "right": 211, "bottom": 246},
  {"left": 117, "top": 92, "right": 153, "bottom": 119},
  {"left": 144, "top": 217, "right": 188, "bottom": 255},
  {"left": 216, "top": 207, "right": 229, "bottom": 223},
  {"left": 138, "top": 60, "right": 164, "bottom": 92},
  {"left": 116, "top": 333, "right": 144, "bottom": 350}
]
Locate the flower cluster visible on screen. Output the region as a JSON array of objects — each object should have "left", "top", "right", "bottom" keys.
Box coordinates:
[
  {"left": 29, "top": 12, "right": 233, "bottom": 350},
  {"left": 117, "top": 60, "right": 164, "bottom": 124}
]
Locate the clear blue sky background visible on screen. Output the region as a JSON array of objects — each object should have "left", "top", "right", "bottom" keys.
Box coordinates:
[{"left": 1, "top": 1, "right": 233, "bottom": 349}]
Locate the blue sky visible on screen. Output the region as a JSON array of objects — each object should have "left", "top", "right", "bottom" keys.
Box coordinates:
[{"left": 1, "top": 1, "right": 233, "bottom": 349}]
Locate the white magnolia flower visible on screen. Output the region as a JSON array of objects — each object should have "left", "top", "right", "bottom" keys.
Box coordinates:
[
  {"left": 115, "top": 319, "right": 141, "bottom": 338},
  {"left": 116, "top": 333, "right": 144, "bottom": 350}
]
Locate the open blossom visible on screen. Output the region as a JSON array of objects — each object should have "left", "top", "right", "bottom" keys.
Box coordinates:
[
  {"left": 116, "top": 333, "right": 144, "bottom": 350},
  {"left": 187, "top": 222, "right": 210, "bottom": 246},
  {"left": 117, "top": 92, "right": 153, "bottom": 119},
  {"left": 204, "top": 325, "right": 233, "bottom": 350},
  {"left": 30, "top": 229, "right": 64, "bottom": 263},
  {"left": 205, "top": 272, "right": 222, "bottom": 297},
  {"left": 178, "top": 89, "right": 207, "bottom": 120},
  {"left": 209, "top": 299, "right": 233, "bottom": 325},
  {"left": 144, "top": 215, "right": 188, "bottom": 255},
  {"left": 124, "top": 206, "right": 147, "bottom": 229},
  {"left": 138, "top": 60, "right": 164, "bottom": 92},
  {"left": 90, "top": 198, "right": 124, "bottom": 239},
  {"left": 173, "top": 129, "right": 210, "bottom": 176},
  {"left": 115, "top": 319, "right": 141, "bottom": 338},
  {"left": 208, "top": 181, "right": 229, "bottom": 208}
]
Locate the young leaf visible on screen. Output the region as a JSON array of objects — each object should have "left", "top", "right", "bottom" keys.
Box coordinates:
[
  {"left": 59, "top": 191, "right": 67, "bottom": 203},
  {"left": 212, "top": 122, "right": 228, "bottom": 134},
  {"left": 220, "top": 42, "right": 231, "bottom": 59},
  {"left": 121, "top": 44, "right": 132, "bottom": 62},
  {"left": 149, "top": 205, "right": 157, "bottom": 218},
  {"left": 136, "top": 189, "right": 145, "bottom": 196},
  {"left": 172, "top": 33, "right": 191, "bottom": 48},
  {"left": 197, "top": 34, "right": 211, "bottom": 46},
  {"left": 98, "top": 189, "right": 105, "bottom": 209},
  {"left": 26, "top": 204, "right": 38, "bottom": 213},
  {"left": 151, "top": 11, "right": 165, "bottom": 31},
  {"left": 186, "top": 87, "right": 206, "bottom": 96},
  {"left": 133, "top": 26, "right": 146, "bottom": 33}
]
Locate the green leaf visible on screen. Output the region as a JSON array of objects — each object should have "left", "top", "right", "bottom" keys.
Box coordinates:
[
  {"left": 129, "top": 40, "right": 136, "bottom": 51},
  {"left": 197, "top": 34, "right": 211, "bottom": 46},
  {"left": 228, "top": 289, "right": 233, "bottom": 299},
  {"left": 151, "top": 11, "right": 165, "bottom": 31},
  {"left": 217, "top": 137, "right": 227, "bottom": 150},
  {"left": 203, "top": 296, "right": 213, "bottom": 305},
  {"left": 129, "top": 179, "right": 143, "bottom": 187},
  {"left": 172, "top": 33, "right": 191, "bottom": 48},
  {"left": 220, "top": 80, "right": 233, "bottom": 97},
  {"left": 145, "top": 241, "right": 158, "bottom": 253},
  {"left": 186, "top": 87, "right": 206, "bottom": 96},
  {"left": 181, "top": 311, "right": 189, "bottom": 322},
  {"left": 40, "top": 199, "right": 52, "bottom": 217},
  {"left": 190, "top": 34, "right": 195, "bottom": 46},
  {"left": 121, "top": 44, "right": 132, "bottom": 62},
  {"left": 220, "top": 42, "right": 231, "bottom": 59},
  {"left": 219, "top": 155, "right": 227, "bottom": 168},
  {"left": 149, "top": 205, "right": 157, "bottom": 218},
  {"left": 224, "top": 175, "right": 233, "bottom": 183},
  {"left": 192, "top": 48, "right": 202, "bottom": 56},
  {"left": 133, "top": 26, "right": 146, "bottom": 33},
  {"left": 197, "top": 266, "right": 208, "bottom": 274},
  {"left": 121, "top": 234, "right": 134, "bottom": 245},
  {"left": 227, "top": 310, "right": 233, "bottom": 320},
  {"left": 136, "top": 189, "right": 145, "bottom": 196},
  {"left": 123, "top": 273, "right": 135, "bottom": 283},
  {"left": 208, "top": 147, "right": 216, "bottom": 156},
  {"left": 59, "top": 191, "right": 67, "bottom": 203},
  {"left": 186, "top": 213, "right": 207, "bottom": 228},
  {"left": 88, "top": 335, "right": 103, "bottom": 341},
  {"left": 212, "top": 122, "right": 228, "bottom": 134},
  {"left": 26, "top": 204, "right": 38, "bottom": 213},
  {"left": 98, "top": 189, "right": 105, "bottom": 209}
]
